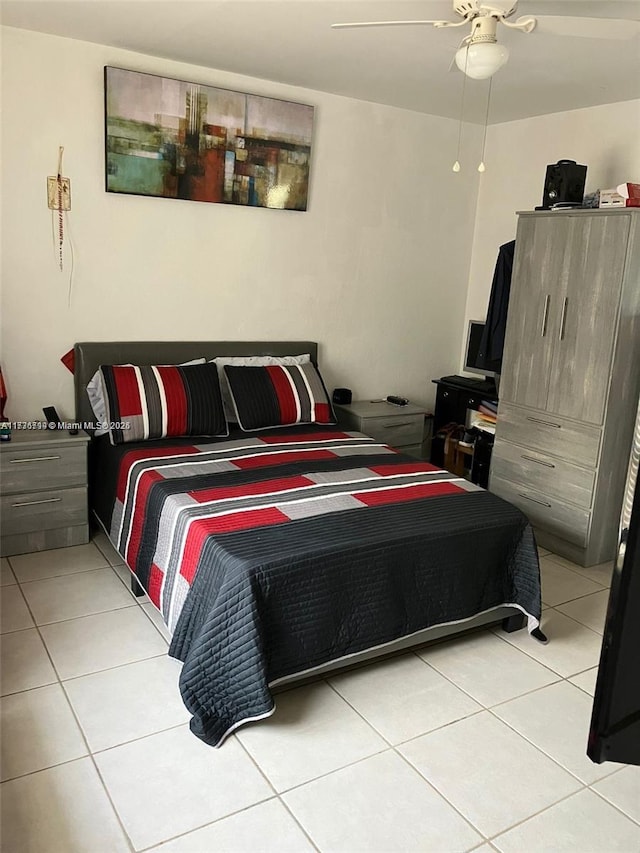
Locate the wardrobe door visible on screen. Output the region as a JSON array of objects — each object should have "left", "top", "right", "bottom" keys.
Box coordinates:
[
  {"left": 499, "top": 215, "right": 571, "bottom": 411},
  {"left": 546, "top": 214, "right": 631, "bottom": 425}
]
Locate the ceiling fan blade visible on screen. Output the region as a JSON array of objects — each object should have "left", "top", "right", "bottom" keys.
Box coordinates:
[
  {"left": 534, "top": 16, "right": 640, "bottom": 40},
  {"left": 331, "top": 20, "right": 452, "bottom": 30}
]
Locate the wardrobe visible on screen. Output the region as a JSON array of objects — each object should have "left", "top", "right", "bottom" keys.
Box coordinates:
[{"left": 489, "top": 208, "right": 640, "bottom": 567}]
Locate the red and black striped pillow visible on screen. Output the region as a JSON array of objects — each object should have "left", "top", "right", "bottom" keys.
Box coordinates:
[
  {"left": 224, "top": 363, "right": 336, "bottom": 431},
  {"left": 99, "top": 363, "right": 227, "bottom": 444}
]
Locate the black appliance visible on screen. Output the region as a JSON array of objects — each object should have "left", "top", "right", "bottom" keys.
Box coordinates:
[
  {"left": 537, "top": 159, "right": 587, "bottom": 210},
  {"left": 588, "top": 394, "right": 640, "bottom": 766}
]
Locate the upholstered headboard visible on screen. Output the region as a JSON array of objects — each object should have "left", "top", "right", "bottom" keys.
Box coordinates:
[{"left": 73, "top": 341, "right": 319, "bottom": 426}]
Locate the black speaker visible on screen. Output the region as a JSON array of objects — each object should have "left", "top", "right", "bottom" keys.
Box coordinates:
[
  {"left": 332, "top": 388, "right": 352, "bottom": 405},
  {"left": 538, "top": 159, "right": 587, "bottom": 210}
]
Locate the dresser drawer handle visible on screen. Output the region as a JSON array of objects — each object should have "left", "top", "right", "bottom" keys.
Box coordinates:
[
  {"left": 385, "top": 422, "right": 413, "bottom": 428},
  {"left": 10, "top": 456, "right": 62, "bottom": 464},
  {"left": 518, "top": 493, "right": 552, "bottom": 508},
  {"left": 11, "top": 497, "right": 63, "bottom": 508},
  {"left": 521, "top": 454, "right": 556, "bottom": 469},
  {"left": 526, "top": 417, "right": 561, "bottom": 429}
]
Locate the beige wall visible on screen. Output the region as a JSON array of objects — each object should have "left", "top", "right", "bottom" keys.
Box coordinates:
[
  {"left": 1, "top": 26, "right": 482, "bottom": 421},
  {"left": 464, "top": 99, "right": 640, "bottom": 342}
]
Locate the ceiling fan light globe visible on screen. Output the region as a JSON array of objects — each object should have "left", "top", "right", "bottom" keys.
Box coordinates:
[{"left": 455, "top": 42, "right": 509, "bottom": 79}]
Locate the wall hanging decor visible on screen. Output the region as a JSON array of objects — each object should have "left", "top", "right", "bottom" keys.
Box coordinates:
[{"left": 104, "top": 67, "right": 314, "bottom": 211}]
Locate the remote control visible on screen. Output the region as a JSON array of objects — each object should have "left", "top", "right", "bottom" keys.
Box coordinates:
[{"left": 386, "top": 395, "right": 409, "bottom": 406}]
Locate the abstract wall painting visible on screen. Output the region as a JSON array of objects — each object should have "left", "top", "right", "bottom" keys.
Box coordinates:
[{"left": 104, "top": 67, "right": 313, "bottom": 211}]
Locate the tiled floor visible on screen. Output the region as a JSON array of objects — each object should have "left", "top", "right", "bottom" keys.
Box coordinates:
[{"left": 1, "top": 539, "right": 638, "bottom": 852}]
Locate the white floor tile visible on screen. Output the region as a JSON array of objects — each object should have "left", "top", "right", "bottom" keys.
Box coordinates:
[
  {"left": 111, "top": 561, "right": 150, "bottom": 602},
  {"left": 40, "top": 607, "right": 167, "bottom": 680},
  {"left": 283, "top": 749, "right": 482, "bottom": 852},
  {"left": 91, "top": 529, "right": 125, "bottom": 566},
  {"left": 237, "top": 681, "right": 386, "bottom": 792},
  {"left": 329, "top": 653, "right": 481, "bottom": 744},
  {"left": 1, "top": 683, "right": 87, "bottom": 781},
  {"left": 494, "top": 609, "right": 603, "bottom": 677},
  {"left": 1, "top": 557, "right": 16, "bottom": 585},
  {"left": 592, "top": 766, "right": 640, "bottom": 824},
  {"left": 419, "top": 630, "right": 559, "bottom": 708},
  {"left": 95, "top": 725, "right": 273, "bottom": 851},
  {"left": 21, "top": 568, "right": 135, "bottom": 625},
  {"left": 141, "top": 601, "right": 172, "bottom": 642},
  {"left": 0, "top": 627, "right": 57, "bottom": 695},
  {"left": 545, "top": 554, "right": 614, "bottom": 588},
  {"left": 1, "top": 585, "right": 34, "bottom": 633},
  {"left": 9, "top": 542, "right": 110, "bottom": 583},
  {"left": 148, "top": 798, "right": 314, "bottom": 852},
  {"left": 493, "top": 789, "right": 640, "bottom": 852},
  {"left": 399, "top": 711, "right": 581, "bottom": 838},
  {"left": 540, "top": 556, "right": 605, "bottom": 606},
  {"left": 493, "top": 681, "right": 614, "bottom": 784},
  {"left": 64, "top": 655, "right": 190, "bottom": 752},
  {"left": 568, "top": 667, "right": 598, "bottom": 696},
  {"left": 556, "top": 590, "right": 610, "bottom": 635},
  {"left": 0, "top": 757, "right": 130, "bottom": 852}
]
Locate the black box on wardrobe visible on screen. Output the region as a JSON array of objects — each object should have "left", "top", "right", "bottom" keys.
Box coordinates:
[{"left": 538, "top": 160, "right": 587, "bottom": 210}]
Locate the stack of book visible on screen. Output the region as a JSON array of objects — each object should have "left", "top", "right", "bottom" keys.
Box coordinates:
[{"left": 469, "top": 399, "right": 497, "bottom": 434}]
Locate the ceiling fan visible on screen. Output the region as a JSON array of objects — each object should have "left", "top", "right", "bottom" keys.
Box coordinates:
[{"left": 332, "top": 1, "right": 640, "bottom": 79}]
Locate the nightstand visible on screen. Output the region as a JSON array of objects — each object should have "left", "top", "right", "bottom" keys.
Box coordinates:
[
  {"left": 334, "top": 400, "right": 428, "bottom": 458},
  {"left": 0, "top": 430, "right": 90, "bottom": 556}
]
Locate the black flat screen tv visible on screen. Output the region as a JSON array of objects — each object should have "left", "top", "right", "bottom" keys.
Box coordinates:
[{"left": 464, "top": 320, "right": 497, "bottom": 380}]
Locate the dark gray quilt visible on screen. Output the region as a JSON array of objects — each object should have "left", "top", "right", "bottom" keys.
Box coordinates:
[{"left": 95, "top": 427, "right": 541, "bottom": 746}]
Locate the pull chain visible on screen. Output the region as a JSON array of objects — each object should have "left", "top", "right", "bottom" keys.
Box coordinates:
[{"left": 478, "top": 77, "right": 492, "bottom": 173}]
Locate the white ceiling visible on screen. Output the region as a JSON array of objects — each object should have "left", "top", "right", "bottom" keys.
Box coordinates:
[{"left": 2, "top": 0, "right": 639, "bottom": 123}]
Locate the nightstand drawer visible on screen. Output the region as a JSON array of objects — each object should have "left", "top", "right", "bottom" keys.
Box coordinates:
[
  {"left": 361, "top": 415, "right": 424, "bottom": 448},
  {"left": 0, "top": 444, "right": 87, "bottom": 494},
  {"left": 1, "top": 486, "right": 88, "bottom": 536}
]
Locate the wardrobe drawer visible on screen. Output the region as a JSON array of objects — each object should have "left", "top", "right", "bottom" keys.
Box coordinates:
[
  {"left": 490, "top": 475, "right": 590, "bottom": 547},
  {"left": 0, "top": 444, "right": 87, "bottom": 494},
  {"left": 491, "top": 439, "right": 595, "bottom": 509},
  {"left": 1, "top": 487, "right": 88, "bottom": 536},
  {"left": 495, "top": 403, "right": 601, "bottom": 468}
]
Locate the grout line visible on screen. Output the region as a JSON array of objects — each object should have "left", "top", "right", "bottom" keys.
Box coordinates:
[
  {"left": 392, "top": 742, "right": 487, "bottom": 844},
  {"left": 485, "top": 702, "right": 618, "bottom": 787},
  {"left": 12, "top": 562, "right": 113, "bottom": 585},
  {"left": 131, "top": 794, "right": 282, "bottom": 853},
  {"left": 484, "top": 785, "right": 591, "bottom": 846},
  {"left": 273, "top": 746, "right": 391, "bottom": 797},
  {"left": 233, "top": 735, "right": 321, "bottom": 852},
  {"left": 276, "top": 796, "right": 322, "bottom": 852},
  {"left": 587, "top": 779, "right": 640, "bottom": 828},
  {"left": 324, "top": 677, "right": 394, "bottom": 748}
]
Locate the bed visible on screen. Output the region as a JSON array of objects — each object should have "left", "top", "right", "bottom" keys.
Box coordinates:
[{"left": 74, "top": 340, "right": 542, "bottom": 747}]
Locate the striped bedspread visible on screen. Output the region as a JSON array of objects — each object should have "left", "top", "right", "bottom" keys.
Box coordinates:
[{"left": 105, "top": 428, "right": 541, "bottom": 746}]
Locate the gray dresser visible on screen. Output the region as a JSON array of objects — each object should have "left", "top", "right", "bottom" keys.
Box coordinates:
[
  {"left": 334, "top": 400, "right": 427, "bottom": 458},
  {"left": 0, "top": 430, "right": 90, "bottom": 556},
  {"left": 490, "top": 208, "right": 640, "bottom": 567}
]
